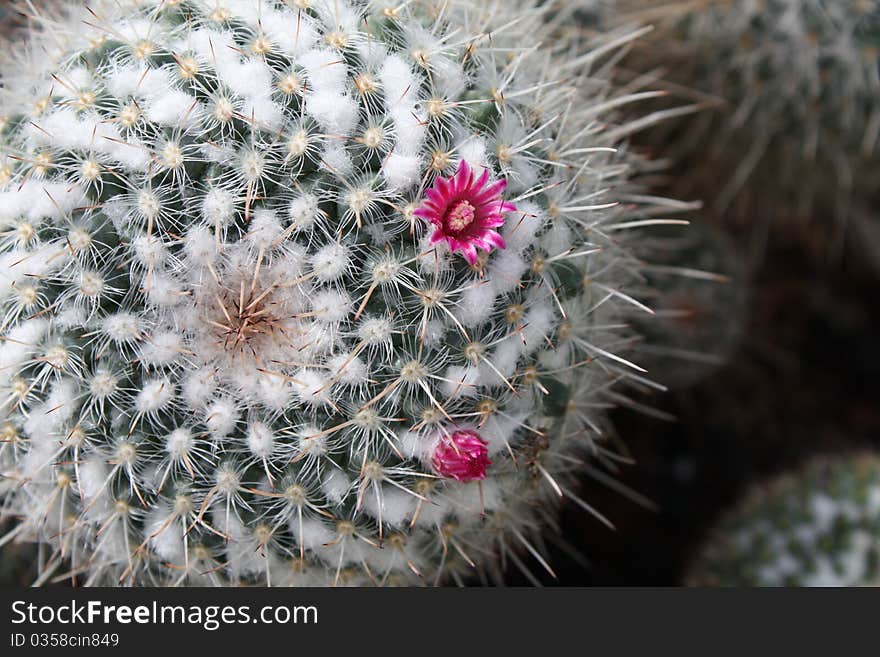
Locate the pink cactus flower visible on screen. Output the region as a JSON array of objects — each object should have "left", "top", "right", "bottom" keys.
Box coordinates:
[
  {"left": 414, "top": 160, "right": 517, "bottom": 265},
  {"left": 432, "top": 429, "right": 492, "bottom": 482}
]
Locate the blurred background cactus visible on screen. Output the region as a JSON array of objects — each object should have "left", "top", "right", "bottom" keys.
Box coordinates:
[
  {"left": 687, "top": 453, "right": 880, "bottom": 586},
  {"left": 613, "top": 0, "right": 880, "bottom": 261}
]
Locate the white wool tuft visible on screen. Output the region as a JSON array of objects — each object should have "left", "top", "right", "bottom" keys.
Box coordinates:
[
  {"left": 223, "top": 59, "right": 273, "bottom": 100},
  {"left": 358, "top": 316, "right": 393, "bottom": 345},
  {"left": 135, "top": 377, "right": 175, "bottom": 414},
  {"left": 88, "top": 370, "right": 119, "bottom": 399},
  {"left": 145, "top": 507, "right": 184, "bottom": 561},
  {"left": 0, "top": 182, "right": 87, "bottom": 224},
  {"left": 380, "top": 55, "right": 419, "bottom": 108},
  {"left": 102, "top": 312, "right": 142, "bottom": 344},
  {"left": 411, "top": 494, "right": 453, "bottom": 529},
  {"left": 311, "top": 289, "right": 352, "bottom": 323},
  {"left": 262, "top": 10, "right": 319, "bottom": 57},
  {"left": 24, "top": 379, "right": 78, "bottom": 437},
  {"left": 455, "top": 137, "right": 489, "bottom": 175},
  {"left": 246, "top": 209, "right": 283, "bottom": 249},
  {"left": 144, "top": 90, "right": 203, "bottom": 129},
  {"left": 422, "top": 319, "right": 447, "bottom": 347},
  {"left": 320, "top": 142, "right": 354, "bottom": 177},
  {"left": 457, "top": 282, "right": 498, "bottom": 327},
  {"left": 145, "top": 273, "right": 184, "bottom": 307},
  {"left": 388, "top": 107, "right": 427, "bottom": 153},
  {"left": 305, "top": 90, "right": 359, "bottom": 135},
  {"left": 107, "top": 65, "right": 173, "bottom": 100},
  {"left": 77, "top": 458, "right": 110, "bottom": 505},
  {"left": 298, "top": 49, "right": 349, "bottom": 93},
  {"left": 241, "top": 95, "right": 284, "bottom": 131},
  {"left": 58, "top": 66, "right": 92, "bottom": 95},
  {"left": 490, "top": 339, "right": 523, "bottom": 381},
  {"left": 166, "top": 428, "right": 194, "bottom": 458},
  {"left": 313, "top": 0, "right": 361, "bottom": 34},
  {"left": 202, "top": 188, "right": 237, "bottom": 225},
  {"left": 488, "top": 250, "right": 529, "bottom": 295},
  {"left": 132, "top": 234, "right": 168, "bottom": 267},
  {"left": 448, "top": 479, "right": 503, "bottom": 517},
  {"left": 247, "top": 422, "right": 275, "bottom": 459},
  {"left": 0, "top": 244, "right": 67, "bottom": 300},
  {"left": 0, "top": 319, "right": 48, "bottom": 386},
  {"left": 205, "top": 398, "right": 239, "bottom": 439},
  {"left": 362, "top": 486, "right": 416, "bottom": 528},
  {"left": 321, "top": 469, "right": 351, "bottom": 506},
  {"left": 326, "top": 352, "right": 369, "bottom": 386},
  {"left": 311, "top": 243, "right": 351, "bottom": 282},
  {"left": 521, "top": 304, "right": 557, "bottom": 355},
  {"left": 480, "top": 413, "right": 524, "bottom": 456},
  {"left": 502, "top": 201, "right": 546, "bottom": 253},
  {"left": 398, "top": 429, "right": 434, "bottom": 461},
  {"left": 139, "top": 331, "right": 183, "bottom": 367},
  {"left": 288, "top": 194, "right": 320, "bottom": 231},
  {"left": 183, "top": 225, "right": 217, "bottom": 266},
  {"left": 440, "top": 365, "right": 481, "bottom": 399},
  {"left": 295, "top": 518, "right": 335, "bottom": 554},
  {"left": 183, "top": 368, "right": 217, "bottom": 408},
  {"left": 292, "top": 369, "right": 333, "bottom": 407},
  {"left": 257, "top": 375, "right": 292, "bottom": 411},
  {"left": 297, "top": 425, "right": 328, "bottom": 458},
  {"left": 382, "top": 150, "right": 423, "bottom": 191}
]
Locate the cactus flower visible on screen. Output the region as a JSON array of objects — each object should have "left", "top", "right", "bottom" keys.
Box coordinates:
[{"left": 414, "top": 160, "right": 515, "bottom": 265}]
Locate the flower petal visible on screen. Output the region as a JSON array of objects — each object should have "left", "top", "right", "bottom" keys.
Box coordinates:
[
  {"left": 473, "top": 178, "right": 507, "bottom": 204},
  {"left": 483, "top": 231, "right": 507, "bottom": 250},
  {"left": 455, "top": 159, "right": 472, "bottom": 192},
  {"left": 460, "top": 243, "right": 478, "bottom": 265},
  {"left": 473, "top": 167, "right": 490, "bottom": 194}
]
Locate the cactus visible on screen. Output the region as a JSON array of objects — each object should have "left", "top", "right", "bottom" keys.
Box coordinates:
[
  {"left": 687, "top": 453, "right": 880, "bottom": 587},
  {"left": 616, "top": 0, "right": 880, "bottom": 253},
  {"left": 0, "top": 0, "right": 679, "bottom": 586}
]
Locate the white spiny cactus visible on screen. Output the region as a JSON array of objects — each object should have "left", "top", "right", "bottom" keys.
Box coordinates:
[{"left": 0, "top": 0, "right": 679, "bottom": 586}]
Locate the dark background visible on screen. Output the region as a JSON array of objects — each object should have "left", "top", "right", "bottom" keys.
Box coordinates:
[{"left": 518, "top": 235, "right": 880, "bottom": 585}]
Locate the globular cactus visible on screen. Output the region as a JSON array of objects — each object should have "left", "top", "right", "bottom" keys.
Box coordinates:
[
  {"left": 616, "top": 0, "right": 880, "bottom": 254},
  {"left": 687, "top": 453, "right": 880, "bottom": 586},
  {"left": 0, "top": 0, "right": 678, "bottom": 586}
]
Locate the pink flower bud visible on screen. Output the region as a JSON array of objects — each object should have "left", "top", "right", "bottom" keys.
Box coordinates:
[{"left": 432, "top": 429, "right": 491, "bottom": 482}]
